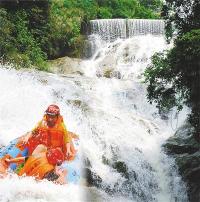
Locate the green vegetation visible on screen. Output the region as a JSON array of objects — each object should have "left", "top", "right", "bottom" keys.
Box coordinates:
[
  {"left": 97, "top": 0, "right": 161, "bottom": 19},
  {"left": 0, "top": 1, "right": 49, "bottom": 70},
  {"left": 144, "top": 1, "right": 200, "bottom": 138},
  {"left": 0, "top": 0, "right": 162, "bottom": 70}
]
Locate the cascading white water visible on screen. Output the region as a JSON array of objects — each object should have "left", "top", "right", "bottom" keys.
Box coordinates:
[
  {"left": 0, "top": 19, "right": 188, "bottom": 202},
  {"left": 90, "top": 19, "right": 165, "bottom": 42},
  {"left": 127, "top": 19, "right": 165, "bottom": 37},
  {"left": 90, "top": 19, "right": 127, "bottom": 42},
  {"left": 81, "top": 19, "right": 188, "bottom": 202}
]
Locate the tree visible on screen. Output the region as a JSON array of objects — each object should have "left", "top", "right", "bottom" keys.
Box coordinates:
[
  {"left": 162, "top": 0, "right": 200, "bottom": 40},
  {"left": 144, "top": 0, "right": 200, "bottom": 138},
  {"left": 96, "top": 0, "right": 162, "bottom": 19},
  {"left": 0, "top": 8, "right": 15, "bottom": 59}
]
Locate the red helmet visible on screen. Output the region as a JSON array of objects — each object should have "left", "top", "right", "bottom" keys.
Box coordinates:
[
  {"left": 46, "top": 148, "right": 64, "bottom": 165},
  {"left": 45, "top": 104, "right": 60, "bottom": 116}
]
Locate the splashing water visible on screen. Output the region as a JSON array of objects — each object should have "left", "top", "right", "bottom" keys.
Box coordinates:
[
  {"left": 0, "top": 19, "right": 188, "bottom": 202},
  {"left": 81, "top": 20, "right": 188, "bottom": 202},
  {"left": 0, "top": 67, "right": 86, "bottom": 202}
]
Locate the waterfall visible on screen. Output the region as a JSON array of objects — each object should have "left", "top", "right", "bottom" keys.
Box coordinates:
[
  {"left": 90, "top": 19, "right": 127, "bottom": 42},
  {"left": 90, "top": 19, "right": 165, "bottom": 42},
  {"left": 127, "top": 19, "right": 165, "bottom": 37},
  {"left": 0, "top": 19, "right": 188, "bottom": 202},
  {"left": 81, "top": 19, "right": 188, "bottom": 202}
]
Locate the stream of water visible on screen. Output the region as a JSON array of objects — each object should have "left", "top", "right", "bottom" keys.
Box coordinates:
[{"left": 0, "top": 19, "right": 188, "bottom": 202}]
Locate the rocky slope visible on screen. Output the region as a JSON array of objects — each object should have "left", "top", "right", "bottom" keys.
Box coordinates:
[
  {"left": 49, "top": 56, "right": 84, "bottom": 76},
  {"left": 164, "top": 122, "right": 200, "bottom": 202}
]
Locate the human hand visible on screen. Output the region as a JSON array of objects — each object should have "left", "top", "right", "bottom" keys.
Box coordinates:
[
  {"left": 4, "top": 158, "right": 11, "bottom": 163},
  {"left": 55, "top": 166, "right": 67, "bottom": 185},
  {"left": 66, "top": 150, "right": 72, "bottom": 158}
]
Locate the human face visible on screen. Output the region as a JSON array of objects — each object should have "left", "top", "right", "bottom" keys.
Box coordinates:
[{"left": 46, "top": 114, "right": 58, "bottom": 127}]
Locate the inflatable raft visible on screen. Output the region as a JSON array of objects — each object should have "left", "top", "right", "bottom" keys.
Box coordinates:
[{"left": 0, "top": 136, "right": 80, "bottom": 184}]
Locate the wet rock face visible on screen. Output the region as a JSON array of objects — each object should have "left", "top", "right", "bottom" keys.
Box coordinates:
[
  {"left": 84, "top": 167, "right": 103, "bottom": 187},
  {"left": 83, "top": 155, "right": 158, "bottom": 202},
  {"left": 49, "top": 56, "right": 84, "bottom": 75},
  {"left": 163, "top": 122, "right": 200, "bottom": 202}
]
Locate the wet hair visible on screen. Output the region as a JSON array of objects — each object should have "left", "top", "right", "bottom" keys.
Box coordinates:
[{"left": 44, "top": 170, "right": 59, "bottom": 182}]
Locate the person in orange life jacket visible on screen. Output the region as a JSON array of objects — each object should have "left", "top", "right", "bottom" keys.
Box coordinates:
[
  {"left": 4, "top": 144, "right": 67, "bottom": 184},
  {"left": 25, "top": 104, "right": 78, "bottom": 160}
]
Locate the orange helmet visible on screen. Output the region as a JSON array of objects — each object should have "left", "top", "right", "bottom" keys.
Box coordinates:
[
  {"left": 46, "top": 148, "right": 64, "bottom": 166},
  {"left": 45, "top": 104, "right": 60, "bottom": 116}
]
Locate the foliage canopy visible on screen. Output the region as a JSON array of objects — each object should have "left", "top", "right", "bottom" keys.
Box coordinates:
[{"left": 144, "top": 0, "right": 200, "bottom": 136}]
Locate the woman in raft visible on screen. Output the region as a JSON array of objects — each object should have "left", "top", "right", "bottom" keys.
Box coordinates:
[{"left": 0, "top": 144, "right": 67, "bottom": 185}]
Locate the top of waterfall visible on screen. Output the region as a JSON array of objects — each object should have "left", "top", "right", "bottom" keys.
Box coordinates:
[{"left": 90, "top": 19, "right": 165, "bottom": 42}]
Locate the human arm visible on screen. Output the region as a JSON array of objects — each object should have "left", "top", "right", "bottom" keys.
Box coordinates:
[
  {"left": 66, "top": 142, "right": 72, "bottom": 158},
  {"left": 61, "top": 120, "right": 78, "bottom": 160},
  {"left": 4, "top": 157, "right": 26, "bottom": 164}
]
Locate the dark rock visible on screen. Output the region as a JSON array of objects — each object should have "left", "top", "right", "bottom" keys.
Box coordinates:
[
  {"left": 67, "top": 99, "right": 82, "bottom": 107},
  {"left": 84, "top": 157, "right": 91, "bottom": 167},
  {"left": 49, "top": 56, "right": 84, "bottom": 75},
  {"left": 101, "top": 155, "right": 130, "bottom": 179},
  {"left": 113, "top": 161, "right": 129, "bottom": 179},
  {"left": 85, "top": 153, "right": 158, "bottom": 201},
  {"left": 164, "top": 139, "right": 199, "bottom": 155},
  {"left": 102, "top": 155, "right": 110, "bottom": 165},
  {"left": 163, "top": 122, "right": 200, "bottom": 202},
  {"left": 103, "top": 69, "right": 113, "bottom": 78},
  {"left": 96, "top": 70, "right": 103, "bottom": 78},
  {"left": 66, "top": 99, "right": 91, "bottom": 113},
  {"left": 163, "top": 122, "right": 199, "bottom": 155},
  {"left": 176, "top": 152, "right": 200, "bottom": 175},
  {"left": 84, "top": 168, "right": 102, "bottom": 187},
  {"left": 110, "top": 71, "right": 122, "bottom": 79}
]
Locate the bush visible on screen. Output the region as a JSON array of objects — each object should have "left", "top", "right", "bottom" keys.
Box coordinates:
[
  {"left": 0, "top": 8, "right": 15, "bottom": 57},
  {"left": 144, "top": 29, "right": 200, "bottom": 134},
  {"left": 98, "top": 7, "right": 112, "bottom": 19}
]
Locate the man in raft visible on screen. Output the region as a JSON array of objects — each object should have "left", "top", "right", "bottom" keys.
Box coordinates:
[
  {"left": 0, "top": 104, "right": 79, "bottom": 182},
  {"left": 24, "top": 104, "right": 78, "bottom": 161},
  {"left": 1, "top": 144, "right": 67, "bottom": 184}
]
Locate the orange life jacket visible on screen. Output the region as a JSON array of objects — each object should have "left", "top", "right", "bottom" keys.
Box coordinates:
[
  {"left": 18, "top": 153, "right": 54, "bottom": 180},
  {"left": 27, "top": 115, "right": 67, "bottom": 155}
]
